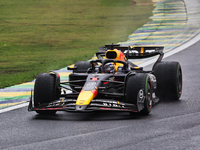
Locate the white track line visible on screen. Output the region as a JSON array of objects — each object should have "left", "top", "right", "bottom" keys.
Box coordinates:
[
  {"left": 0, "top": 102, "right": 29, "bottom": 114},
  {"left": 1, "top": 32, "right": 200, "bottom": 114}
]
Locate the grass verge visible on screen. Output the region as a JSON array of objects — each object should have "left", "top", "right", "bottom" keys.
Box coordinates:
[{"left": 0, "top": 0, "right": 154, "bottom": 88}]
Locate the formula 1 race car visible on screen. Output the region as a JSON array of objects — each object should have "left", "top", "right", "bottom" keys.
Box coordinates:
[{"left": 28, "top": 44, "right": 182, "bottom": 115}]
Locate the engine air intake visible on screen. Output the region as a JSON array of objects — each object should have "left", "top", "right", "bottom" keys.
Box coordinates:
[{"left": 106, "top": 51, "right": 117, "bottom": 59}]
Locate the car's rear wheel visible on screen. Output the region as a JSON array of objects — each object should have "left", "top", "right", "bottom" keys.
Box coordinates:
[
  {"left": 154, "top": 61, "right": 182, "bottom": 100},
  {"left": 126, "top": 73, "right": 153, "bottom": 115},
  {"left": 34, "top": 73, "right": 60, "bottom": 115},
  {"left": 73, "top": 61, "right": 92, "bottom": 73}
]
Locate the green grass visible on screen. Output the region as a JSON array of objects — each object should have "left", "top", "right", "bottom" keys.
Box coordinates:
[{"left": 0, "top": 0, "right": 154, "bottom": 88}]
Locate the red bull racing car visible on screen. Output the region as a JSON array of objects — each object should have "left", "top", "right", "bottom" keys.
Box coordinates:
[{"left": 28, "top": 44, "right": 182, "bottom": 115}]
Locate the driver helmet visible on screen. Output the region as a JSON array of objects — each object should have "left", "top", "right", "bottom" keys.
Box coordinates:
[{"left": 103, "top": 63, "right": 115, "bottom": 73}]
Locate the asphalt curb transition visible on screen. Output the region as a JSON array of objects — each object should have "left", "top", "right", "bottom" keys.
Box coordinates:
[{"left": 1, "top": 0, "right": 200, "bottom": 110}]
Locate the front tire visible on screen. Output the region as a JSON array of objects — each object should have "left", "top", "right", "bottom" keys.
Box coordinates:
[
  {"left": 34, "top": 73, "right": 60, "bottom": 115},
  {"left": 126, "top": 73, "right": 153, "bottom": 115}
]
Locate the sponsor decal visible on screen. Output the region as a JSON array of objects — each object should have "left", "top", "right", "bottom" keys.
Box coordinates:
[
  {"left": 48, "top": 102, "right": 61, "bottom": 107},
  {"left": 146, "top": 50, "right": 155, "bottom": 53},
  {"left": 139, "top": 90, "right": 144, "bottom": 99},
  {"left": 137, "top": 89, "right": 145, "bottom": 111},
  {"left": 103, "top": 101, "right": 125, "bottom": 108},
  {"left": 138, "top": 89, "right": 145, "bottom": 103},
  {"left": 124, "top": 49, "right": 155, "bottom": 54},
  {"left": 124, "top": 50, "right": 139, "bottom": 54}
]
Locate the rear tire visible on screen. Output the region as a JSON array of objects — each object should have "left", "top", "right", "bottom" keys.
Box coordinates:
[
  {"left": 73, "top": 61, "right": 92, "bottom": 73},
  {"left": 126, "top": 73, "right": 153, "bottom": 115},
  {"left": 34, "top": 73, "right": 60, "bottom": 115},
  {"left": 154, "top": 61, "right": 182, "bottom": 100}
]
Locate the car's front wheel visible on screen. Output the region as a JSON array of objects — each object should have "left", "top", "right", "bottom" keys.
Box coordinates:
[
  {"left": 126, "top": 73, "right": 153, "bottom": 115},
  {"left": 34, "top": 73, "right": 60, "bottom": 115}
]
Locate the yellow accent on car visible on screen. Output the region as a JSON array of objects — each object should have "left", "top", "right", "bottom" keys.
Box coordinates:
[
  {"left": 76, "top": 91, "right": 95, "bottom": 105},
  {"left": 134, "top": 67, "right": 140, "bottom": 69},
  {"left": 141, "top": 47, "right": 144, "bottom": 56},
  {"left": 105, "top": 49, "right": 127, "bottom": 71},
  {"left": 117, "top": 101, "right": 120, "bottom": 107},
  {"left": 105, "top": 49, "right": 126, "bottom": 61},
  {"left": 105, "top": 50, "right": 118, "bottom": 59},
  {"left": 68, "top": 66, "right": 75, "bottom": 69},
  {"left": 141, "top": 47, "right": 144, "bottom": 53},
  {"left": 60, "top": 99, "right": 65, "bottom": 105}
]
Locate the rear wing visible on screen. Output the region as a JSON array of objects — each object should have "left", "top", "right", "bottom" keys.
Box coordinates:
[{"left": 97, "top": 44, "right": 164, "bottom": 59}]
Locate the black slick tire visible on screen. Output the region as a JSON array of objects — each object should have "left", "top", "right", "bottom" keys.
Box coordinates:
[
  {"left": 126, "top": 73, "right": 153, "bottom": 115},
  {"left": 34, "top": 73, "right": 60, "bottom": 115},
  {"left": 154, "top": 61, "right": 182, "bottom": 100},
  {"left": 73, "top": 61, "right": 92, "bottom": 73}
]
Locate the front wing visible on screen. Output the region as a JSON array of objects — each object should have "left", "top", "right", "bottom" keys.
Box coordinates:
[{"left": 28, "top": 95, "right": 138, "bottom": 113}]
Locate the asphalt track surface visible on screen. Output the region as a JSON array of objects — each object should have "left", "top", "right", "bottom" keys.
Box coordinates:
[{"left": 0, "top": 38, "right": 200, "bottom": 150}]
